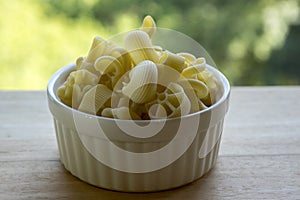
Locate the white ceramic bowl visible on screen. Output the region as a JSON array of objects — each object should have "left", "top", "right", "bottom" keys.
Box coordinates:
[{"left": 47, "top": 63, "right": 230, "bottom": 192}]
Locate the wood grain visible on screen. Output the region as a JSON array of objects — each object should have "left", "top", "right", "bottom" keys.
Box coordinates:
[{"left": 0, "top": 87, "right": 300, "bottom": 199}]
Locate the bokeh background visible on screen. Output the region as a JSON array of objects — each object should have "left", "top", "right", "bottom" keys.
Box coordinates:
[{"left": 1, "top": 0, "right": 299, "bottom": 89}]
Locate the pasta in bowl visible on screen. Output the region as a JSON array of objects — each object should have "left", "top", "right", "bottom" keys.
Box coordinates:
[{"left": 47, "top": 15, "right": 230, "bottom": 192}]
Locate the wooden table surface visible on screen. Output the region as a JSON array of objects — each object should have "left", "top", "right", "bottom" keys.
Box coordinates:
[{"left": 0, "top": 87, "right": 299, "bottom": 200}]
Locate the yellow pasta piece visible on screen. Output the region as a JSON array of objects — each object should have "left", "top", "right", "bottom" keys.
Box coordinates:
[
  {"left": 197, "top": 69, "right": 220, "bottom": 106},
  {"left": 122, "top": 60, "right": 158, "bottom": 104},
  {"left": 156, "top": 64, "right": 181, "bottom": 86},
  {"left": 85, "top": 37, "right": 108, "bottom": 63},
  {"left": 57, "top": 84, "right": 92, "bottom": 109},
  {"left": 94, "top": 55, "right": 123, "bottom": 74},
  {"left": 76, "top": 56, "right": 84, "bottom": 70},
  {"left": 114, "top": 107, "right": 141, "bottom": 120},
  {"left": 94, "top": 55, "right": 125, "bottom": 89},
  {"left": 76, "top": 56, "right": 99, "bottom": 75},
  {"left": 140, "top": 15, "right": 156, "bottom": 38},
  {"left": 147, "top": 82, "right": 191, "bottom": 118},
  {"left": 71, "top": 84, "right": 93, "bottom": 109},
  {"left": 197, "top": 69, "right": 217, "bottom": 89},
  {"left": 154, "top": 45, "right": 163, "bottom": 53},
  {"left": 159, "top": 51, "right": 185, "bottom": 72},
  {"left": 177, "top": 79, "right": 208, "bottom": 99},
  {"left": 88, "top": 36, "right": 106, "bottom": 53},
  {"left": 177, "top": 52, "right": 196, "bottom": 62},
  {"left": 78, "top": 84, "right": 112, "bottom": 115},
  {"left": 181, "top": 63, "right": 206, "bottom": 78},
  {"left": 193, "top": 57, "right": 206, "bottom": 65},
  {"left": 57, "top": 69, "right": 99, "bottom": 108},
  {"left": 182, "top": 88, "right": 200, "bottom": 113},
  {"left": 164, "top": 83, "right": 191, "bottom": 118},
  {"left": 116, "top": 96, "right": 130, "bottom": 107},
  {"left": 124, "top": 30, "right": 159, "bottom": 64},
  {"left": 107, "top": 46, "right": 133, "bottom": 72},
  {"left": 73, "top": 69, "right": 99, "bottom": 87},
  {"left": 178, "top": 84, "right": 208, "bottom": 113},
  {"left": 148, "top": 103, "right": 167, "bottom": 119},
  {"left": 101, "top": 107, "right": 114, "bottom": 118},
  {"left": 102, "top": 107, "right": 141, "bottom": 120}
]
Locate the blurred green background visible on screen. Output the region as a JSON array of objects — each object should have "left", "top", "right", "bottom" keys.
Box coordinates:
[{"left": 0, "top": 0, "right": 299, "bottom": 90}]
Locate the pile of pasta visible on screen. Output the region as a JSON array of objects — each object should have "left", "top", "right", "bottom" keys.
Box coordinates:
[{"left": 57, "top": 16, "right": 220, "bottom": 120}]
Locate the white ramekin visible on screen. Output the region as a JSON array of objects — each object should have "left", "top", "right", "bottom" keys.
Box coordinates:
[{"left": 47, "top": 63, "right": 230, "bottom": 192}]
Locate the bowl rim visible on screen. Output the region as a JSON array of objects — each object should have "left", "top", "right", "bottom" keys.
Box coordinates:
[{"left": 47, "top": 63, "right": 230, "bottom": 123}]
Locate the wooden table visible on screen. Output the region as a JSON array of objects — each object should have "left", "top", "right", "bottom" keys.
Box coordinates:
[{"left": 0, "top": 87, "right": 299, "bottom": 199}]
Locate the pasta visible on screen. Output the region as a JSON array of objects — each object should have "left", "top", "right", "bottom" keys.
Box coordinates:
[
  {"left": 85, "top": 37, "right": 107, "bottom": 63},
  {"left": 177, "top": 52, "right": 196, "bottom": 64},
  {"left": 147, "top": 83, "right": 191, "bottom": 118},
  {"left": 159, "top": 51, "right": 185, "bottom": 73},
  {"left": 107, "top": 46, "right": 132, "bottom": 72},
  {"left": 177, "top": 79, "right": 208, "bottom": 99},
  {"left": 78, "top": 84, "right": 112, "bottom": 115},
  {"left": 102, "top": 107, "right": 141, "bottom": 120},
  {"left": 197, "top": 69, "right": 220, "bottom": 105},
  {"left": 94, "top": 55, "right": 124, "bottom": 89},
  {"left": 140, "top": 15, "right": 156, "bottom": 38},
  {"left": 124, "top": 30, "right": 159, "bottom": 64},
  {"left": 181, "top": 63, "right": 206, "bottom": 78},
  {"left": 57, "top": 69, "right": 99, "bottom": 108},
  {"left": 156, "top": 64, "right": 181, "bottom": 87},
  {"left": 57, "top": 15, "right": 221, "bottom": 119},
  {"left": 122, "top": 60, "right": 158, "bottom": 104}
]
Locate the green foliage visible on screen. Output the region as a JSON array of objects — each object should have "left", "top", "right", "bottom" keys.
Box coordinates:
[{"left": 0, "top": 0, "right": 299, "bottom": 89}]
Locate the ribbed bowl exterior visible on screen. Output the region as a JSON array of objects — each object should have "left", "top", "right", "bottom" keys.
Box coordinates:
[
  {"left": 53, "top": 118, "right": 223, "bottom": 192},
  {"left": 47, "top": 63, "right": 230, "bottom": 192}
]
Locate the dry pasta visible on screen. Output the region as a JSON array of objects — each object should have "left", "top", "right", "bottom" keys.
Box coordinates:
[
  {"left": 177, "top": 79, "right": 208, "bottom": 99},
  {"left": 146, "top": 83, "right": 191, "bottom": 118},
  {"left": 177, "top": 52, "right": 196, "bottom": 64},
  {"left": 140, "top": 15, "right": 156, "bottom": 38},
  {"left": 122, "top": 60, "right": 158, "bottom": 104},
  {"left": 156, "top": 64, "right": 181, "bottom": 87},
  {"left": 182, "top": 63, "right": 206, "bottom": 78},
  {"left": 124, "top": 30, "right": 159, "bottom": 64},
  {"left": 94, "top": 55, "right": 124, "bottom": 89},
  {"left": 78, "top": 84, "right": 112, "bottom": 115},
  {"left": 57, "top": 69, "right": 99, "bottom": 108},
  {"left": 57, "top": 15, "right": 220, "bottom": 119},
  {"left": 159, "top": 51, "right": 185, "bottom": 73},
  {"left": 102, "top": 107, "right": 141, "bottom": 120}
]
